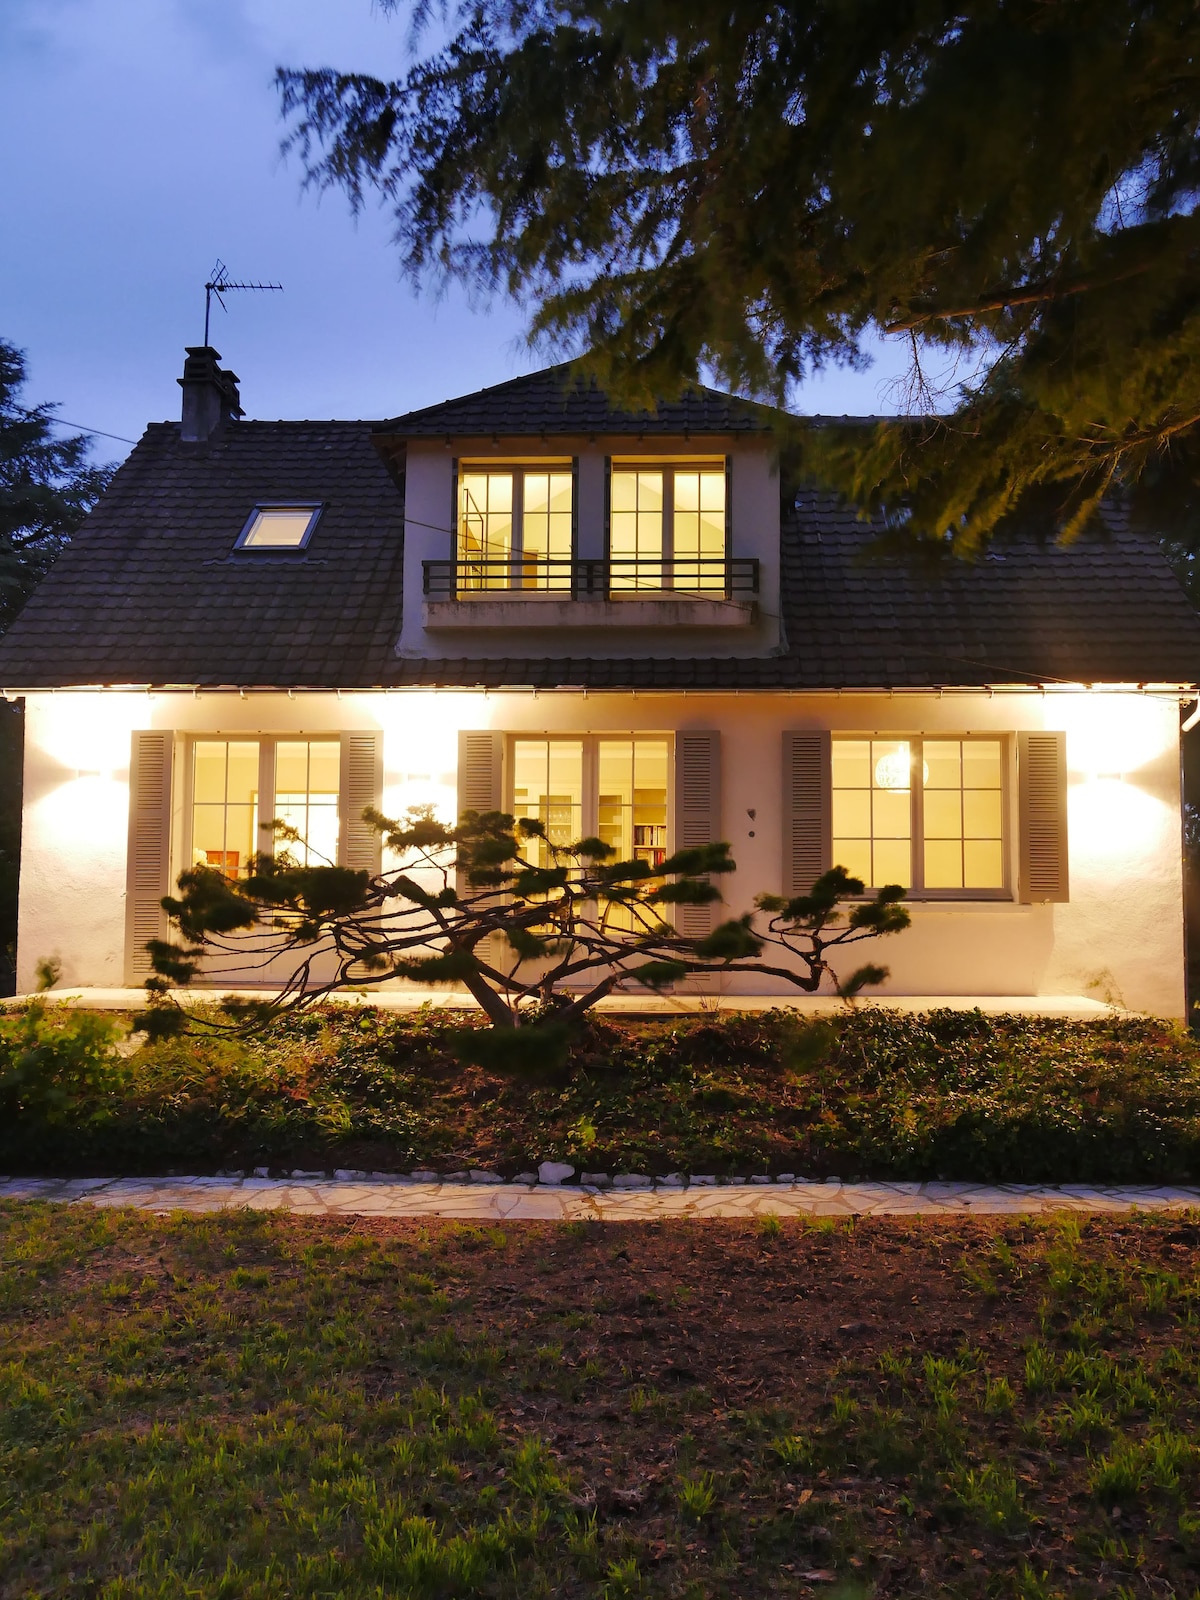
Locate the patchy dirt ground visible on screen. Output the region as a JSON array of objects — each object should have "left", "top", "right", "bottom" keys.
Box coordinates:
[{"left": 1, "top": 1203, "right": 1199, "bottom": 1598}]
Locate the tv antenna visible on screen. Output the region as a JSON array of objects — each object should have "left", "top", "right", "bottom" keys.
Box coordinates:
[{"left": 203, "top": 260, "right": 283, "bottom": 345}]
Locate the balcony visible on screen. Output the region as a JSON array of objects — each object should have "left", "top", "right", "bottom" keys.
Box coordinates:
[{"left": 421, "top": 556, "right": 760, "bottom": 630}]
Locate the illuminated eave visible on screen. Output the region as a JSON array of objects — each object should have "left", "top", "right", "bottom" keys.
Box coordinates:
[{"left": 2, "top": 680, "right": 1196, "bottom": 699}]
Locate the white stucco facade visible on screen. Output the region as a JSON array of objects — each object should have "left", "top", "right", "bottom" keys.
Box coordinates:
[{"left": 16, "top": 684, "right": 1187, "bottom": 1016}]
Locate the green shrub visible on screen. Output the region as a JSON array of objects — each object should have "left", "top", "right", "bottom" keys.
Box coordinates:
[
  {"left": 0, "top": 1001, "right": 123, "bottom": 1126},
  {"left": 4, "top": 1002, "right": 1200, "bottom": 1181}
]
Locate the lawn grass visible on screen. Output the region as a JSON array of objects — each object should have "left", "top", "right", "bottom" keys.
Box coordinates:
[
  {"left": 2, "top": 1202, "right": 1200, "bottom": 1597},
  {"left": 4, "top": 1002, "right": 1200, "bottom": 1183}
]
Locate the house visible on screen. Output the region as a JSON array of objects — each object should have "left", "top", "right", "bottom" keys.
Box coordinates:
[{"left": 1, "top": 346, "right": 1197, "bottom": 1015}]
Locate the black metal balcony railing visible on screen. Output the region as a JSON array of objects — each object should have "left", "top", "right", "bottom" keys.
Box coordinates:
[{"left": 423, "top": 556, "right": 760, "bottom": 600}]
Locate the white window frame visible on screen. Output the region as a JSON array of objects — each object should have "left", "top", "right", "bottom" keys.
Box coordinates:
[
  {"left": 831, "top": 733, "right": 1014, "bottom": 901},
  {"left": 180, "top": 734, "right": 345, "bottom": 878},
  {"left": 505, "top": 734, "right": 675, "bottom": 851},
  {"left": 454, "top": 458, "right": 577, "bottom": 588},
  {"left": 606, "top": 456, "right": 731, "bottom": 589}
]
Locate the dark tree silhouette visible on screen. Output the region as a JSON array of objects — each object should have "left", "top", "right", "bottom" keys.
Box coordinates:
[{"left": 279, "top": 0, "right": 1200, "bottom": 554}]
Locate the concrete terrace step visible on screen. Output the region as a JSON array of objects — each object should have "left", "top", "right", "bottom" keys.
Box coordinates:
[
  {"left": 5, "top": 987, "right": 1127, "bottom": 1019},
  {"left": 1, "top": 1176, "right": 1196, "bottom": 1220}
]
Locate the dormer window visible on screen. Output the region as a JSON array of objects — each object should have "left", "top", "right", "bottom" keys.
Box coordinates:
[
  {"left": 423, "top": 448, "right": 758, "bottom": 612},
  {"left": 458, "top": 463, "right": 574, "bottom": 590},
  {"left": 609, "top": 459, "right": 727, "bottom": 592},
  {"left": 235, "top": 503, "right": 322, "bottom": 550}
]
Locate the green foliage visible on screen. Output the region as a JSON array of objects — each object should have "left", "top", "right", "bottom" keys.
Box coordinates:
[
  {"left": 9, "top": 1002, "right": 1200, "bottom": 1181},
  {"left": 675, "top": 1469, "right": 718, "bottom": 1522},
  {"left": 33, "top": 955, "right": 61, "bottom": 992},
  {"left": 769, "top": 1434, "right": 812, "bottom": 1470},
  {"left": 0, "top": 338, "right": 115, "bottom": 632},
  {"left": 449, "top": 1019, "right": 573, "bottom": 1075},
  {"left": 278, "top": 2, "right": 1200, "bottom": 549},
  {"left": 147, "top": 805, "right": 908, "bottom": 1053},
  {"left": 0, "top": 1001, "right": 122, "bottom": 1125},
  {"left": 0, "top": 340, "right": 114, "bottom": 990}
]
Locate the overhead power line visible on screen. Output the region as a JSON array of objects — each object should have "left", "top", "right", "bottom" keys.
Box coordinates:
[{"left": 41, "top": 416, "right": 137, "bottom": 446}]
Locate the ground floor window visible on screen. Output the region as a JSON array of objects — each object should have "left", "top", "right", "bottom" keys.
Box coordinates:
[
  {"left": 831, "top": 736, "right": 1008, "bottom": 896},
  {"left": 272, "top": 740, "right": 341, "bottom": 866},
  {"left": 189, "top": 737, "right": 342, "bottom": 876},
  {"left": 510, "top": 736, "right": 669, "bottom": 867},
  {"left": 191, "top": 740, "right": 260, "bottom": 877}
]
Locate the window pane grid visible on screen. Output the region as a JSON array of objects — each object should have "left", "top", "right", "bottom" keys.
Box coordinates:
[
  {"left": 459, "top": 468, "right": 574, "bottom": 591},
  {"left": 832, "top": 737, "right": 1006, "bottom": 895},
  {"left": 522, "top": 471, "right": 573, "bottom": 575},
  {"left": 510, "top": 737, "right": 669, "bottom": 904},
  {"left": 610, "top": 465, "right": 727, "bottom": 592},
  {"left": 832, "top": 739, "right": 913, "bottom": 890},
  {"left": 512, "top": 740, "right": 584, "bottom": 868},
  {"left": 459, "top": 471, "right": 514, "bottom": 588},
  {"left": 610, "top": 469, "right": 664, "bottom": 589},
  {"left": 922, "top": 738, "right": 1004, "bottom": 890},
  {"left": 274, "top": 740, "right": 341, "bottom": 867},
  {"left": 191, "top": 740, "right": 260, "bottom": 878},
  {"left": 597, "top": 739, "right": 669, "bottom": 866},
  {"left": 671, "top": 468, "right": 726, "bottom": 591}
]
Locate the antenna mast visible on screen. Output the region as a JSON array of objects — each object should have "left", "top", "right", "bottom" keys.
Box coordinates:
[{"left": 203, "top": 260, "right": 283, "bottom": 344}]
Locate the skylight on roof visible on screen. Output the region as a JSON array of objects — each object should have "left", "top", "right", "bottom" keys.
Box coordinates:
[{"left": 236, "top": 504, "right": 322, "bottom": 550}]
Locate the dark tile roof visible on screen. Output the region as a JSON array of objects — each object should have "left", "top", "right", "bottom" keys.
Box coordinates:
[
  {"left": 379, "top": 363, "right": 775, "bottom": 437},
  {"left": 0, "top": 421, "right": 407, "bottom": 690},
  {"left": 0, "top": 406, "right": 1196, "bottom": 692},
  {"left": 776, "top": 490, "right": 1200, "bottom": 689}
]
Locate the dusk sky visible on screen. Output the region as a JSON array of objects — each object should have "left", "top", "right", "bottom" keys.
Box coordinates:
[{"left": 2, "top": 0, "right": 914, "bottom": 468}]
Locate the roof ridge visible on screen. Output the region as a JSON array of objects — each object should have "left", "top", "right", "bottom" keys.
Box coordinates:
[
  {"left": 378, "top": 360, "right": 781, "bottom": 431},
  {"left": 380, "top": 362, "right": 582, "bottom": 427}
]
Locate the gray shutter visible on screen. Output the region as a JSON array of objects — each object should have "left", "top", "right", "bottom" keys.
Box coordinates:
[
  {"left": 457, "top": 730, "right": 503, "bottom": 817},
  {"left": 782, "top": 730, "right": 831, "bottom": 895},
  {"left": 124, "top": 730, "right": 173, "bottom": 984},
  {"left": 1018, "top": 730, "right": 1069, "bottom": 903},
  {"left": 457, "top": 731, "right": 504, "bottom": 898},
  {"left": 340, "top": 732, "right": 384, "bottom": 876},
  {"left": 674, "top": 730, "right": 721, "bottom": 936}
]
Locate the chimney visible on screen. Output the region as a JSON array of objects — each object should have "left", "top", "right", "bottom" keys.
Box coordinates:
[{"left": 178, "top": 346, "right": 243, "bottom": 444}]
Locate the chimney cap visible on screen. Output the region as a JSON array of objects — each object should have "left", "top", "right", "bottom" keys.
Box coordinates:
[{"left": 178, "top": 344, "right": 243, "bottom": 443}]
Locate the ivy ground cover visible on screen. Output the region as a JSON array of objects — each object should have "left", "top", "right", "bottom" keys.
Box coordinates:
[{"left": 3, "top": 1005, "right": 1200, "bottom": 1183}]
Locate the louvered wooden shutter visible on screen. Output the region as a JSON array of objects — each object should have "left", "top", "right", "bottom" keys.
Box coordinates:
[
  {"left": 783, "top": 730, "right": 831, "bottom": 895},
  {"left": 124, "top": 730, "right": 174, "bottom": 984},
  {"left": 1018, "top": 730, "right": 1069, "bottom": 903},
  {"left": 457, "top": 731, "right": 504, "bottom": 897},
  {"left": 457, "top": 731, "right": 503, "bottom": 817},
  {"left": 674, "top": 730, "right": 722, "bottom": 936},
  {"left": 339, "top": 732, "right": 384, "bottom": 876}
]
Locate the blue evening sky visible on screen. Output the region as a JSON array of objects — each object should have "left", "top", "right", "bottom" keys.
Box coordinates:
[{"left": 2, "top": 0, "right": 916, "bottom": 467}]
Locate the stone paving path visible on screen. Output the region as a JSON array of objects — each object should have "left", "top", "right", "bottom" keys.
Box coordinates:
[{"left": 2, "top": 1175, "right": 1199, "bottom": 1220}]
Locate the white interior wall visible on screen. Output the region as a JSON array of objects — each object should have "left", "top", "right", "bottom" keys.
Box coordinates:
[{"left": 16, "top": 687, "right": 1187, "bottom": 1016}]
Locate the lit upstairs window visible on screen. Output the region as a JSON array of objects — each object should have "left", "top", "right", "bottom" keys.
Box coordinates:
[
  {"left": 609, "top": 460, "right": 726, "bottom": 591},
  {"left": 235, "top": 504, "right": 322, "bottom": 550}
]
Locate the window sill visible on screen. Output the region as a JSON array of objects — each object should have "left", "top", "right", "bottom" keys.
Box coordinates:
[{"left": 898, "top": 898, "right": 1026, "bottom": 912}]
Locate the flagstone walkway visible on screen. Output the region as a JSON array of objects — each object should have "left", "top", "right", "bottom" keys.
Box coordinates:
[{"left": 3, "top": 1175, "right": 1198, "bottom": 1220}]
